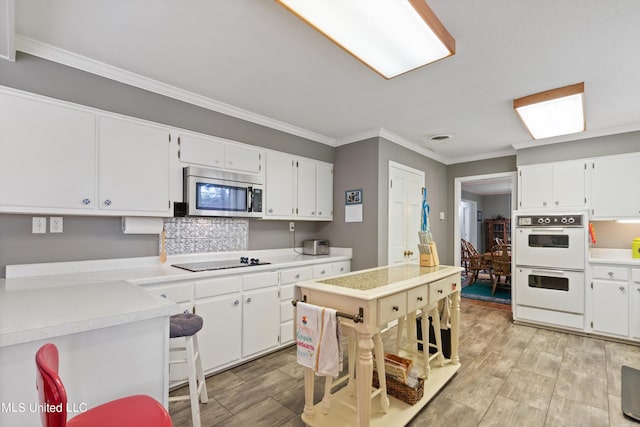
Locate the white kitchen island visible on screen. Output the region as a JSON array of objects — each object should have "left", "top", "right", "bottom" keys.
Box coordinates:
[
  {"left": 0, "top": 278, "right": 179, "bottom": 427},
  {"left": 294, "top": 263, "right": 462, "bottom": 427}
]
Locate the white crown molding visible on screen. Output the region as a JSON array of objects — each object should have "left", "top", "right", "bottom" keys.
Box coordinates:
[
  {"left": 0, "top": 0, "right": 15, "bottom": 62},
  {"left": 511, "top": 123, "right": 640, "bottom": 151},
  {"left": 14, "top": 34, "right": 337, "bottom": 146}
]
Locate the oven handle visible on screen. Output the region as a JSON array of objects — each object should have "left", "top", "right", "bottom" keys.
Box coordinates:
[
  {"left": 530, "top": 269, "right": 569, "bottom": 276},
  {"left": 530, "top": 228, "right": 567, "bottom": 232}
]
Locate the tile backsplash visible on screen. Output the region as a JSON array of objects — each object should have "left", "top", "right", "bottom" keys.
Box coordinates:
[{"left": 163, "top": 217, "right": 248, "bottom": 255}]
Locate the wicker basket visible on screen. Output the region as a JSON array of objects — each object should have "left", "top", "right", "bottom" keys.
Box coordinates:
[{"left": 372, "top": 369, "right": 425, "bottom": 405}]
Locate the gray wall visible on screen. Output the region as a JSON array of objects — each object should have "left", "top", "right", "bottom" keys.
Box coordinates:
[
  {"left": 517, "top": 132, "right": 640, "bottom": 165},
  {"left": 318, "top": 139, "right": 379, "bottom": 271},
  {"left": 377, "top": 138, "right": 448, "bottom": 265},
  {"left": 0, "top": 53, "right": 333, "bottom": 276},
  {"left": 447, "top": 156, "right": 518, "bottom": 261}
]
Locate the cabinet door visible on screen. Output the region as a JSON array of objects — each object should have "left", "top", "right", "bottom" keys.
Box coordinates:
[
  {"left": 518, "top": 165, "right": 552, "bottom": 209},
  {"left": 195, "top": 293, "right": 242, "bottom": 372},
  {"left": 242, "top": 287, "right": 280, "bottom": 357},
  {"left": 592, "top": 280, "right": 629, "bottom": 337},
  {"left": 0, "top": 90, "right": 96, "bottom": 211},
  {"left": 177, "top": 132, "right": 225, "bottom": 169},
  {"left": 98, "top": 115, "right": 171, "bottom": 214},
  {"left": 265, "top": 153, "right": 295, "bottom": 217},
  {"left": 296, "top": 159, "right": 317, "bottom": 218},
  {"left": 553, "top": 162, "right": 586, "bottom": 208},
  {"left": 225, "top": 144, "right": 262, "bottom": 174},
  {"left": 591, "top": 154, "right": 640, "bottom": 218},
  {"left": 316, "top": 163, "right": 333, "bottom": 219},
  {"left": 632, "top": 282, "right": 640, "bottom": 341}
]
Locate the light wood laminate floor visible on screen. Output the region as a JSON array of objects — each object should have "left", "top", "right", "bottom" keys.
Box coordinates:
[{"left": 169, "top": 299, "right": 640, "bottom": 426}]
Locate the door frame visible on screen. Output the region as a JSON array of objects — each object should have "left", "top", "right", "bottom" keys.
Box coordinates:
[{"left": 453, "top": 171, "right": 517, "bottom": 268}]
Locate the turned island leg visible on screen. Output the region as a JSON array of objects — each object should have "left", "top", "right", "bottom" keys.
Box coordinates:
[
  {"left": 450, "top": 290, "right": 461, "bottom": 365},
  {"left": 356, "top": 332, "right": 374, "bottom": 427}
]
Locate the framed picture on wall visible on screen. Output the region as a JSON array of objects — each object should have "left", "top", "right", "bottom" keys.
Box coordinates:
[
  {"left": 477, "top": 211, "right": 483, "bottom": 222},
  {"left": 345, "top": 189, "right": 362, "bottom": 205}
]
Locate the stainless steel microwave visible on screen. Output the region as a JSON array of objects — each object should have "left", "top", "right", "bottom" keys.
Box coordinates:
[{"left": 183, "top": 167, "right": 263, "bottom": 218}]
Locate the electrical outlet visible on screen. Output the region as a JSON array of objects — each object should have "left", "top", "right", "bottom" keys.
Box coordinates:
[
  {"left": 32, "top": 217, "right": 47, "bottom": 234},
  {"left": 50, "top": 217, "right": 63, "bottom": 233},
  {"left": 289, "top": 222, "right": 295, "bottom": 232}
]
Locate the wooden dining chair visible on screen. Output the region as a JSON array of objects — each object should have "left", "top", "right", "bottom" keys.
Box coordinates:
[
  {"left": 490, "top": 244, "right": 511, "bottom": 295},
  {"left": 465, "top": 240, "right": 492, "bottom": 284},
  {"left": 460, "top": 239, "right": 471, "bottom": 274}
]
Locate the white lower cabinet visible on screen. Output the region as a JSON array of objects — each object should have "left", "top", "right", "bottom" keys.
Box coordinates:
[
  {"left": 632, "top": 269, "right": 640, "bottom": 340},
  {"left": 242, "top": 286, "right": 280, "bottom": 357},
  {"left": 590, "top": 264, "right": 632, "bottom": 339},
  {"left": 140, "top": 258, "right": 352, "bottom": 377}
]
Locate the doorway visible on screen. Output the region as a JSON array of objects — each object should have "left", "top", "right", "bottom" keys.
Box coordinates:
[
  {"left": 459, "top": 199, "right": 478, "bottom": 250},
  {"left": 453, "top": 172, "right": 517, "bottom": 270}
]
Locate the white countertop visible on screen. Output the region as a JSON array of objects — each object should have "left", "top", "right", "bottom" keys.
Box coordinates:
[
  {"left": 0, "top": 279, "right": 179, "bottom": 347},
  {"left": 1, "top": 247, "right": 352, "bottom": 347},
  {"left": 589, "top": 248, "right": 640, "bottom": 266}
]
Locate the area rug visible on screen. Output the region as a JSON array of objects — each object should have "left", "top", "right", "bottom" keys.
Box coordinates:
[{"left": 461, "top": 280, "right": 511, "bottom": 305}]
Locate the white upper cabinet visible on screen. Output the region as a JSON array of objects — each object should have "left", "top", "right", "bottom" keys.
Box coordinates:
[
  {"left": 518, "top": 161, "right": 586, "bottom": 210},
  {"left": 590, "top": 153, "right": 640, "bottom": 218},
  {"left": 316, "top": 162, "right": 333, "bottom": 219},
  {"left": 98, "top": 116, "right": 171, "bottom": 214},
  {"left": 177, "top": 131, "right": 263, "bottom": 175},
  {"left": 265, "top": 153, "right": 296, "bottom": 217},
  {"left": 0, "top": 89, "right": 97, "bottom": 212},
  {"left": 225, "top": 144, "right": 262, "bottom": 174},
  {"left": 177, "top": 132, "right": 225, "bottom": 169},
  {"left": 296, "top": 159, "right": 317, "bottom": 218},
  {"left": 264, "top": 152, "right": 333, "bottom": 220}
]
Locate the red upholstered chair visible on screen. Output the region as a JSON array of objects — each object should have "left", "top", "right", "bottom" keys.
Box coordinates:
[{"left": 35, "top": 343, "right": 172, "bottom": 427}]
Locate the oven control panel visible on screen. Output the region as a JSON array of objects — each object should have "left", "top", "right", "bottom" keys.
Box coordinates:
[{"left": 516, "top": 214, "right": 583, "bottom": 227}]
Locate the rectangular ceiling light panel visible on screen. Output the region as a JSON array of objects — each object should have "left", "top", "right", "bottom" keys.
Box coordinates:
[
  {"left": 276, "top": 0, "right": 455, "bottom": 79},
  {"left": 513, "top": 82, "right": 585, "bottom": 140}
]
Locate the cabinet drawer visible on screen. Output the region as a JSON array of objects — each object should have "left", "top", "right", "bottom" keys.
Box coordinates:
[
  {"left": 243, "top": 271, "right": 279, "bottom": 291},
  {"left": 312, "top": 264, "right": 332, "bottom": 278},
  {"left": 429, "top": 277, "right": 456, "bottom": 301},
  {"left": 592, "top": 266, "right": 629, "bottom": 281},
  {"left": 407, "top": 285, "right": 429, "bottom": 311},
  {"left": 632, "top": 269, "right": 640, "bottom": 283},
  {"left": 280, "top": 300, "right": 294, "bottom": 322},
  {"left": 378, "top": 293, "right": 406, "bottom": 325},
  {"left": 145, "top": 282, "right": 193, "bottom": 303},
  {"left": 332, "top": 261, "right": 351, "bottom": 276},
  {"left": 280, "top": 283, "right": 295, "bottom": 301},
  {"left": 280, "top": 266, "right": 313, "bottom": 284},
  {"left": 195, "top": 276, "right": 242, "bottom": 299}
]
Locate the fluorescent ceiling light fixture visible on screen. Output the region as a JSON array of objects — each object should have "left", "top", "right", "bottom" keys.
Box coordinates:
[
  {"left": 616, "top": 219, "right": 640, "bottom": 224},
  {"left": 276, "top": 0, "right": 455, "bottom": 79},
  {"left": 513, "top": 82, "right": 585, "bottom": 140}
]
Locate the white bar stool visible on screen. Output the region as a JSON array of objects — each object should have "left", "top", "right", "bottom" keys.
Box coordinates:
[
  {"left": 320, "top": 322, "right": 390, "bottom": 415},
  {"left": 396, "top": 303, "right": 444, "bottom": 379},
  {"left": 168, "top": 313, "right": 208, "bottom": 427}
]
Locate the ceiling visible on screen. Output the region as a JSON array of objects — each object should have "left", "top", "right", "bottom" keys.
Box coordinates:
[{"left": 8, "top": 0, "right": 640, "bottom": 164}]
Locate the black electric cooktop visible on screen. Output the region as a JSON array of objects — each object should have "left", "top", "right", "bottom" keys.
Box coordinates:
[{"left": 172, "top": 257, "right": 270, "bottom": 272}]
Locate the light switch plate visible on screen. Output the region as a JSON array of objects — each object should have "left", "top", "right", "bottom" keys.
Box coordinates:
[{"left": 439, "top": 212, "right": 445, "bottom": 220}]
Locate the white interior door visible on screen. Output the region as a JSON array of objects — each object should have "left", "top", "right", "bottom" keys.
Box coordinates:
[
  {"left": 388, "top": 163, "right": 425, "bottom": 265},
  {"left": 459, "top": 199, "right": 477, "bottom": 249}
]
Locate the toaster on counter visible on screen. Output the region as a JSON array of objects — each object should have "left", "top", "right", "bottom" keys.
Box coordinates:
[{"left": 302, "top": 239, "right": 330, "bottom": 255}]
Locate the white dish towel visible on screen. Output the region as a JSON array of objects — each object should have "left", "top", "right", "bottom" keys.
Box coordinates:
[{"left": 296, "top": 301, "right": 342, "bottom": 377}]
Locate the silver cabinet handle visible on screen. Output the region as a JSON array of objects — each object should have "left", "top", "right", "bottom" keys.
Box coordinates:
[
  {"left": 608, "top": 271, "right": 614, "bottom": 277},
  {"left": 246, "top": 297, "right": 252, "bottom": 303},
  {"left": 417, "top": 296, "right": 423, "bottom": 302},
  {"left": 321, "top": 270, "right": 325, "bottom": 274},
  {"left": 103, "top": 199, "right": 112, "bottom": 206},
  {"left": 438, "top": 289, "right": 444, "bottom": 294},
  {"left": 318, "top": 211, "right": 322, "bottom": 215},
  {"left": 619, "top": 286, "right": 625, "bottom": 292},
  {"left": 234, "top": 300, "right": 240, "bottom": 306},
  {"left": 295, "top": 274, "right": 300, "bottom": 279},
  {"left": 160, "top": 293, "right": 167, "bottom": 298},
  {"left": 268, "top": 208, "right": 273, "bottom": 213},
  {"left": 82, "top": 198, "right": 91, "bottom": 205},
  {"left": 392, "top": 305, "right": 399, "bottom": 311}
]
